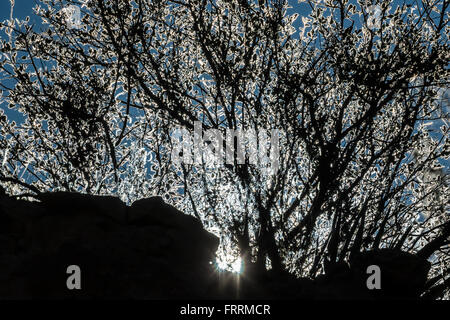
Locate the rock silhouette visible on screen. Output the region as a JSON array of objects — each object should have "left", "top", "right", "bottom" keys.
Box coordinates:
[{"left": 0, "top": 192, "right": 431, "bottom": 299}]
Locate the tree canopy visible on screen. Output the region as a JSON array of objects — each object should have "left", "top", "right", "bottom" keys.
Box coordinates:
[{"left": 0, "top": 0, "right": 449, "bottom": 298}]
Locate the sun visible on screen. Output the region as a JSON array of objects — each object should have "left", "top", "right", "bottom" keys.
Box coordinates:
[{"left": 214, "top": 255, "right": 243, "bottom": 274}]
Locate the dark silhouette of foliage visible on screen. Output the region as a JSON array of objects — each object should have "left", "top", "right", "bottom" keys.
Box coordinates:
[{"left": 0, "top": 0, "right": 448, "bottom": 298}]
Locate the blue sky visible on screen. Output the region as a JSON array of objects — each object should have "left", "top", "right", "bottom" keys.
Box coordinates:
[
  {"left": 0, "top": 0, "right": 40, "bottom": 24},
  {"left": 0, "top": 0, "right": 310, "bottom": 28}
]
